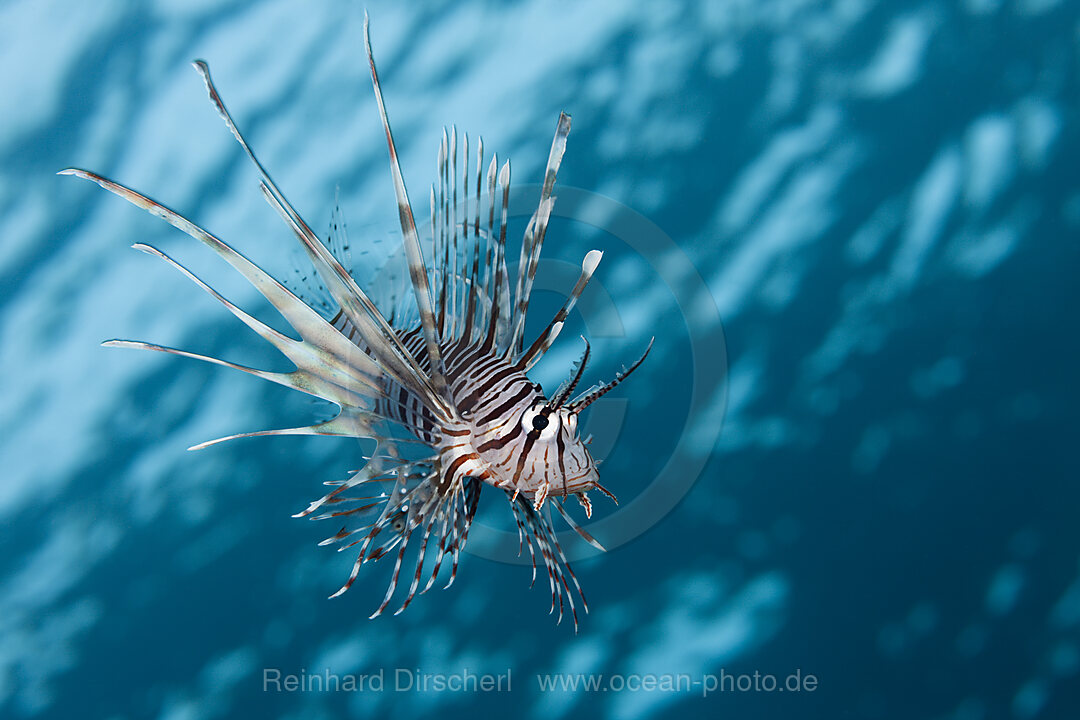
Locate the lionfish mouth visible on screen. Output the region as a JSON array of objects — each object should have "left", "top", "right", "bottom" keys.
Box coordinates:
[
  {"left": 564, "top": 473, "right": 601, "bottom": 500},
  {"left": 61, "top": 12, "right": 652, "bottom": 633}
]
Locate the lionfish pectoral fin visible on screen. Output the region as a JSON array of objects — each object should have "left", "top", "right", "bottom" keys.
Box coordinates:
[
  {"left": 576, "top": 491, "right": 593, "bottom": 518},
  {"left": 418, "top": 508, "right": 453, "bottom": 595},
  {"left": 371, "top": 469, "right": 470, "bottom": 619},
  {"left": 296, "top": 450, "right": 403, "bottom": 519},
  {"left": 329, "top": 564, "right": 362, "bottom": 599},
  {"left": 192, "top": 59, "right": 335, "bottom": 273},
  {"left": 512, "top": 497, "right": 587, "bottom": 632},
  {"left": 533, "top": 481, "right": 551, "bottom": 511},
  {"left": 320, "top": 448, "right": 473, "bottom": 619},
  {"left": 553, "top": 499, "right": 606, "bottom": 553},
  {"left": 369, "top": 538, "right": 410, "bottom": 619},
  {"left": 393, "top": 492, "right": 448, "bottom": 616},
  {"left": 129, "top": 242, "right": 297, "bottom": 346}
]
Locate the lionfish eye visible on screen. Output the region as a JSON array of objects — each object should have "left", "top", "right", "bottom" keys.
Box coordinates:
[{"left": 521, "top": 405, "right": 560, "bottom": 439}]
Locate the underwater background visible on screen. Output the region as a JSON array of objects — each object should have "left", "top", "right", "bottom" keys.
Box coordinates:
[{"left": 2, "top": 0, "right": 1079, "bottom": 718}]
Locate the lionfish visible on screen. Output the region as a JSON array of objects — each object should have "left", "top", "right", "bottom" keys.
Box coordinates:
[{"left": 62, "top": 16, "right": 650, "bottom": 630}]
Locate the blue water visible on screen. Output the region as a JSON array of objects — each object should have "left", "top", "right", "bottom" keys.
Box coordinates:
[{"left": 3, "top": 1, "right": 1079, "bottom": 718}]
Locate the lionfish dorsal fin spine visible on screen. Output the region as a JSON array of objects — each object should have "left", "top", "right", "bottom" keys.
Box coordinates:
[
  {"left": 364, "top": 15, "right": 451, "bottom": 405},
  {"left": 61, "top": 170, "right": 397, "bottom": 411},
  {"left": 519, "top": 248, "right": 602, "bottom": 371},
  {"left": 193, "top": 57, "right": 451, "bottom": 418},
  {"left": 439, "top": 130, "right": 451, "bottom": 335},
  {"left": 462, "top": 134, "right": 483, "bottom": 343},
  {"left": 125, "top": 243, "right": 392, "bottom": 408},
  {"left": 460, "top": 132, "right": 472, "bottom": 339},
  {"left": 481, "top": 153, "right": 497, "bottom": 306},
  {"left": 483, "top": 159, "right": 513, "bottom": 353},
  {"left": 472, "top": 139, "right": 484, "bottom": 270},
  {"left": 429, "top": 183, "right": 446, "bottom": 335},
  {"left": 449, "top": 126, "right": 460, "bottom": 340},
  {"left": 192, "top": 59, "right": 299, "bottom": 232},
  {"left": 434, "top": 135, "right": 445, "bottom": 335},
  {"left": 509, "top": 112, "right": 572, "bottom": 358},
  {"left": 257, "top": 182, "right": 451, "bottom": 418},
  {"left": 495, "top": 160, "right": 513, "bottom": 349},
  {"left": 192, "top": 61, "right": 342, "bottom": 287}
]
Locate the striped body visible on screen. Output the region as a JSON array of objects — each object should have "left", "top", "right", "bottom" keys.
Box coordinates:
[{"left": 330, "top": 311, "right": 599, "bottom": 500}]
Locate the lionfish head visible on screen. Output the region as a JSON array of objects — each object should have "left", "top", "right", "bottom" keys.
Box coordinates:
[
  {"left": 517, "top": 397, "right": 598, "bottom": 497},
  {"left": 517, "top": 336, "right": 654, "bottom": 509}
]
